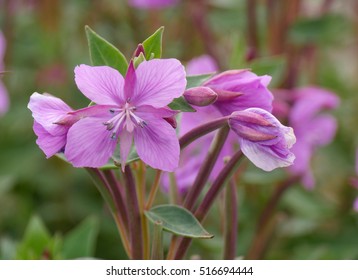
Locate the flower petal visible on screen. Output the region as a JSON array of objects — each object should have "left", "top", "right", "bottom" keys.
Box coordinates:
[
  {"left": 65, "top": 117, "right": 117, "bottom": 168},
  {"left": 134, "top": 114, "right": 179, "bottom": 171},
  {"left": 119, "top": 129, "right": 133, "bottom": 171},
  {"left": 0, "top": 81, "right": 9, "bottom": 115},
  {"left": 239, "top": 137, "right": 295, "bottom": 171},
  {"left": 74, "top": 64, "right": 125, "bottom": 106},
  {"left": 131, "top": 59, "right": 186, "bottom": 108},
  {"left": 28, "top": 92, "right": 72, "bottom": 136},
  {"left": 33, "top": 121, "right": 67, "bottom": 158}
]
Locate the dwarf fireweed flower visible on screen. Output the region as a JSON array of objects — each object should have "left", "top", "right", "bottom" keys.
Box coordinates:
[
  {"left": 163, "top": 59, "right": 277, "bottom": 192},
  {"left": 203, "top": 69, "right": 274, "bottom": 116},
  {"left": 64, "top": 59, "right": 186, "bottom": 171},
  {"left": 128, "top": 0, "right": 179, "bottom": 9},
  {"left": 0, "top": 31, "right": 9, "bottom": 115},
  {"left": 288, "top": 86, "right": 339, "bottom": 188},
  {"left": 229, "top": 108, "right": 296, "bottom": 171}
]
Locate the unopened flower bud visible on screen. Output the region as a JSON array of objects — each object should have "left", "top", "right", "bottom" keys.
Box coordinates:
[
  {"left": 133, "top": 43, "right": 145, "bottom": 58},
  {"left": 183, "top": 86, "right": 217, "bottom": 107}
]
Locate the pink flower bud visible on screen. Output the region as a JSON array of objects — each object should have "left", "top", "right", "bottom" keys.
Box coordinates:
[
  {"left": 183, "top": 86, "right": 217, "bottom": 107},
  {"left": 133, "top": 43, "right": 145, "bottom": 58}
]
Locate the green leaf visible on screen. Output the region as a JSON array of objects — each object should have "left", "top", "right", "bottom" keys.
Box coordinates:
[
  {"left": 16, "top": 216, "right": 52, "bottom": 259},
  {"left": 249, "top": 56, "right": 286, "bottom": 87},
  {"left": 288, "top": 14, "right": 350, "bottom": 46},
  {"left": 85, "top": 25, "right": 128, "bottom": 76},
  {"left": 142, "top": 26, "right": 164, "bottom": 60},
  {"left": 168, "top": 97, "right": 196, "bottom": 112},
  {"left": 186, "top": 74, "right": 213, "bottom": 89},
  {"left": 145, "top": 205, "right": 214, "bottom": 239},
  {"left": 62, "top": 216, "right": 99, "bottom": 259}
]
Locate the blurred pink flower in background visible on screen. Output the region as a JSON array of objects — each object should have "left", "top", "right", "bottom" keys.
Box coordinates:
[
  {"left": 288, "top": 86, "right": 339, "bottom": 188},
  {"left": 128, "top": 0, "right": 179, "bottom": 9},
  {"left": 0, "top": 31, "right": 9, "bottom": 115},
  {"left": 186, "top": 55, "right": 218, "bottom": 75}
]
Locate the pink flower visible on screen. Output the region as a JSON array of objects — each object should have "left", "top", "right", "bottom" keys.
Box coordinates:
[
  {"left": 204, "top": 69, "right": 274, "bottom": 116},
  {"left": 162, "top": 57, "right": 276, "bottom": 192},
  {"left": 288, "top": 86, "right": 339, "bottom": 188},
  {"left": 65, "top": 59, "right": 186, "bottom": 171},
  {"left": 186, "top": 55, "right": 218, "bottom": 75},
  {"left": 229, "top": 108, "right": 296, "bottom": 171},
  {"left": 0, "top": 31, "right": 9, "bottom": 115},
  {"left": 28, "top": 93, "right": 77, "bottom": 158},
  {"left": 128, "top": 0, "right": 179, "bottom": 9}
]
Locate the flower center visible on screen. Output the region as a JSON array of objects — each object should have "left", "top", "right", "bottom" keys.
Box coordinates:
[{"left": 103, "top": 102, "right": 146, "bottom": 139}]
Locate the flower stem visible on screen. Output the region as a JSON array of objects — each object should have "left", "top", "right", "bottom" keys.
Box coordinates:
[
  {"left": 85, "top": 168, "right": 131, "bottom": 258},
  {"left": 151, "top": 221, "right": 164, "bottom": 260},
  {"left": 223, "top": 179, "right": 238, "bottom": 259},
  {"left": 246, "top": 0, "right": 259, "bottom": 60},
  {"left": 136, "top": 162, "right": 150, "bottom": 260},
  {"left": 183, "top": 125, "right": 230, "bottom": 211},
  {"left": 186, "top": 0, "right": 224, "bottom": 70},
  {"left": 172, "top": 151, "right": 244, "bottom": 259},
  {"left": 179, "top": 117, "right": 228, "bottom": 150},
  {"left": 145, "top": 170, "right": 162, "bottom": 210},
  {"left": 102, "top": 170, "right": 129, "bottom": 233},
  {"left": 123, "top": 165, "right": 143, "bottom": 259},
  {"left": 246, "top": 175, "right": 300, "bottom": 259}
]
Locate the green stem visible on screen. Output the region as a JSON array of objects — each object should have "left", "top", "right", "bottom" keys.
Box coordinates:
[
  {"left": 123, "top": 166, "right": 143, "bottom": 259},
  {"left": 246, "top": 175, "right": 300, "bottom": 259},
  {"left": 136, "top": 162, "right": 150, "bottom": 260},
  {"left": 145, "top": 170, "right": 162, "bottom": 210},
  {"left": 172, "top": 151, "right": 244, "bottom": 260},
  {"left": 183, "top": 125, "right": 230, "bottom": 211},
  {"left": 151, "top": 221, "right": 164, "bottom": 260},
  {"left": 102, "top": 170, "right": 129, "bottom": 233},
  {"left": 223, "top": 179, "right": 238, "bottom": 259},
  {"left": 85, "top": 168, "right": 131, "bottom": 258}
]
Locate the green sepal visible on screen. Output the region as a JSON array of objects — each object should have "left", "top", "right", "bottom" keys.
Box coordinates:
[
  {"left": 168, "top": 97, "right": 196, "bottom": 112},
  {"left": 186, "top": 73, "right": 214, "bottom": 89},
  {"left": 85, "top": 25, "right": 128, "bottom": 76},
  {"left": 142, "top": 26, "right": 164, "bottom": 60}
]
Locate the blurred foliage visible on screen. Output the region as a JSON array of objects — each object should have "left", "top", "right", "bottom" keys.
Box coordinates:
[{"left": 0, "top": 0, "right": 358, "bottom": 260}]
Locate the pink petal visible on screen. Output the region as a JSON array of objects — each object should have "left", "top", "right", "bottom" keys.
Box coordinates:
[
  {"left": 74, "top": 64, "right": 125, "bottom": 106},
  {"left": 65, "top": 117, "right": 117, "bottom": 168},
  {"left": 0, "top": 81, "right": 9, "bottom": 115},
  {"left": 239, "top": 137, "right": 295, "bottom": 171},
  {"left": 132, "top": 59, "right": 186, "bottom": 108},
  {"left": 33, "top": 121, "right": 67, "bottom": 158},
  {"left": 134, "top": 113, "right": 179, "bottom": 171},
  {"left": 28, "top": 92, "right": 72, "bottom": 136},
  {"left": 119, "top": 129, "right": 133, "bottom": 171}
]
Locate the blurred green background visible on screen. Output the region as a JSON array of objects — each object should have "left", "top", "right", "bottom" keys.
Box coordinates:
[{"left": 1, "top": 0, "right": 358, "bottom": 259}]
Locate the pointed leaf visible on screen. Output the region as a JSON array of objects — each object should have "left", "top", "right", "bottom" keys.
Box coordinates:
[
  {"left": 16, "top": 216, "right": 52, "bottom": 259},
  {"left": 142, "top": 27, "right": 164, "bottom": 60},
  {"left": 145, "top": 205, "right": 213, "bottom": 239},
  {"left": 186, "top": 74, "right": 213, "bottom": 89},
  {"left": 85, "top": 25, "right": 128, "bottom": 76},
  {"left": 168, "top": 97, "right": 196, "bottom": 112},
  {"left": 62, "top": 216, "right": 99, "bottom": 259}
]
